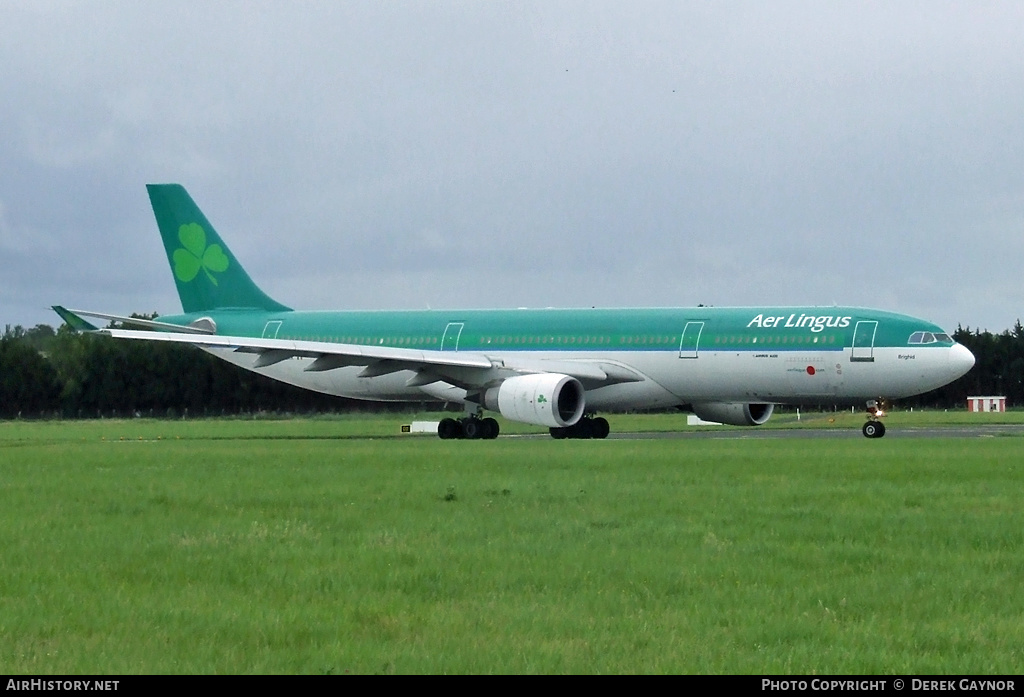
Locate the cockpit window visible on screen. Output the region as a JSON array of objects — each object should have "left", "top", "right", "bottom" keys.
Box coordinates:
[{"left": 908, "top": 331, "right": 952, "bottom": 345}]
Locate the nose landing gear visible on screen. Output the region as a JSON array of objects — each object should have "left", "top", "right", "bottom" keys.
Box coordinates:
[{"left": 862, "top": 399, "right": 888, "bottom": 438}]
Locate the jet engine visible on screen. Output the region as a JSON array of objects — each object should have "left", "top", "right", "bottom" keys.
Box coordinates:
[
  {"left": 483, "top": 374, "right": 585, "bottom": 428},
  {"left": 691, "top": 402, "right": 774, "bottom": 426}
]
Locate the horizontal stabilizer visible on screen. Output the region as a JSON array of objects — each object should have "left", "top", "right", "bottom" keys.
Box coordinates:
[
  {"left": 51, "top": 306, "right": 99, "bottom": 332},
  {"left": 58, "top": 308, "right": 215, "bottom": 334}
]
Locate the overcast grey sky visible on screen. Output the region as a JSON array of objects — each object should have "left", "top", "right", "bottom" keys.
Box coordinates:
[{"left": 2, "top": 1, "right": 1022, "bottom": 333}]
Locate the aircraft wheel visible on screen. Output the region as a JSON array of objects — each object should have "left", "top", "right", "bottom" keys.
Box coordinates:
[
  {"left": 438, "top": 418, "right": 461, "bottom": 440},
  {"left": 572, "top": 420, "right": 593, "bottom": 439},
  {"left": 862, "top": 421, "right": 885, "bottom": 439},
  {"left": 462, "top": 418, "right": 481, "bottom": 440},
  {"left": 593, "top": 417, "right": 610, "bottom": 439},
  {"left": 482, "top": 417, "right": 499, "bottom": 440},
  {"left": 550, "top": 427, "right": 569, "bottom": 439}
]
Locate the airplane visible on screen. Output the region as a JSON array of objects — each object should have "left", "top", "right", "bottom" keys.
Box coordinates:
[{"left": 55, "top": 184, "right": 975, "bottom": 440}]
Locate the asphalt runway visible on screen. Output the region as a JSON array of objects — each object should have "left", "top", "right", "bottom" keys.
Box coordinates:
[{"left": 605, "top": 424, "right": 1024, "bottom": 440}]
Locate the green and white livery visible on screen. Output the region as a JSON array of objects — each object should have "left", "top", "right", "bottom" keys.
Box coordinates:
[{"left": 57, "top": 184, "right": 975, "bottom": 440}]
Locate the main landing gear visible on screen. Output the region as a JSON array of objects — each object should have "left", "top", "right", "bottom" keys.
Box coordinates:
[
  {"left": 437, "top": 416, "right": 499, "bottom": 440},
  {"left": 436, "top": 410, "right": 612, "bottom": 441},
  {"left": 550, "top": 416, "right": 610, "bottom": 440},
  {"left": 862, "top": 399, "right": 888, "bottom": 439}
]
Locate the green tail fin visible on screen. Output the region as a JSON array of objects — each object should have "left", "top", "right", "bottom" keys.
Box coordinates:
[{"left": 146, "top": 184, "right": 291, "bottom": 313}]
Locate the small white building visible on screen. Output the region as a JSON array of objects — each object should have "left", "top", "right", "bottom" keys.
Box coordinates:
[
  {"left": 402, "top": 421, "right": 441, "bottom": 433},
  {"left": 967, "top": 396, "right": 1006, "bottom": 413}
]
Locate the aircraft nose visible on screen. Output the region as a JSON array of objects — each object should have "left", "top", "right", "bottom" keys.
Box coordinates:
[{"left": 949, "top": 343, "right": 975, "bottom": 379}]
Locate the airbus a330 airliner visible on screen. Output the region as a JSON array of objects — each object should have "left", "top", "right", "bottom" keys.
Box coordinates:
[{"left": 55, "top": 184, "right": 975, "bottom": 439}]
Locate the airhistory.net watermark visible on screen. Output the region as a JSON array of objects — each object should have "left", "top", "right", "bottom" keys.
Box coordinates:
[{"left": 6, "top": 681, "right": 118, "bottom": 692}]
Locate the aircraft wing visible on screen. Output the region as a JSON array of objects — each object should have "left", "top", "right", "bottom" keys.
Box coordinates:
[{"left": 97, "top": 328, "right": 643, "bottom": 389}]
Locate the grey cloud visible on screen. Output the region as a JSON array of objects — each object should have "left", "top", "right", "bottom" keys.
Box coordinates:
[{"left": 2, "top": 2, "right": 1023, "bottom": 333}]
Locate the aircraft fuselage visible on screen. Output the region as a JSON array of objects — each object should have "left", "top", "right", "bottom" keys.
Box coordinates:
[{"left": 160, "top": 305, "right": 974, "bottom": 409}]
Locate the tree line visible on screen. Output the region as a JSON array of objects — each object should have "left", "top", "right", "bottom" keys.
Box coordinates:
[
  {"left": 0, "top": 322, "right": 369, "bottom": 419},
  {"left": 916, "top": 322, "right": 1024, "bottom": 409},
  {"left": 1, "top": 320, "right": 1021, "bottom": 419}
]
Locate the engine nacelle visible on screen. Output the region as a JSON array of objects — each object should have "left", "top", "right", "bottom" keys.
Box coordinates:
[
  {"left": 483, "top": 374, "right": 585, "bottom": 428},
  {"left": 691, "top": 402, "right": 774, "bottom": 426}
]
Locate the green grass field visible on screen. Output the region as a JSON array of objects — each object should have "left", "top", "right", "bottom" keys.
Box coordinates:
[{"left": 1, "top": 414, "right": 1022, "bottom": 674}]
